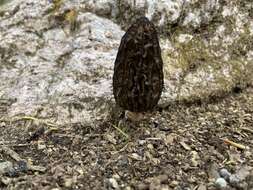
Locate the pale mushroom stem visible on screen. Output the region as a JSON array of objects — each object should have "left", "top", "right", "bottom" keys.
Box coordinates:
[{"left": 125, "top": 110, "right": 146, "bottom": 122}]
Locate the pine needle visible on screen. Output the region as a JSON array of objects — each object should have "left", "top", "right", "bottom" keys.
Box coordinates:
[
  {"left": 18, "top": 116, "right": 58, "bottom": 127},
  {"left": 111, "top": 124, "right": 129, "bottom": 139}
]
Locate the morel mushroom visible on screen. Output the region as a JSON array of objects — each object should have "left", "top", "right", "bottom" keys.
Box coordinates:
[{"left": 113, "top": 17, "right": 164, "bottom": 112}]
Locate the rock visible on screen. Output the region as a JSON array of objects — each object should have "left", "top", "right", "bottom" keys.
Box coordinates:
[
  {"left": 170, "top": 180, "right": 179, "bottom": 187},
  {"left": 148, "top": 175, "right": 169, "bottom": 190},
  {"left": 3, "top": 160, "right": 28, "bottom": 177},
  {"left": 221, "top": 165, "right": 253, "bottom": 188},
  {"left": 215, "top": 178, "right": 227, "bottom": 189},
  {"left": 0, "top": 161, "right": 13, "bottom": 175},
  {"left": 190, "top": 151, "right": 200, "bottom": 167},
  {"left": 130, "top": 153, "right": 142, "bottom": 161},
  {"left": 147, "top": 143, "right": 154, "bottom": 150},
  {"left": 15, "top": 160, "right": 28, "bottom": 173},
  {"left": 117, "top": 0, "right": 183, "bottom": 28},
  {"left": 219, "top": 168, "right": 231, "bottom": 181},
  {"left": 197, "top": 184, "right": 207, "bottom": 190},
  {"left": 0, "top": 0, "right": 252, "bottom": 125},
  {"left": 0, "top": 2, "right": 124, "bottom": 124},
  {"left": 108, "top": 178, "right": 119, "bottom": 189},
  {"left": 236, "top": 165, "right": 252, "bottom": 181},
  {"left": 229, "top": 174, "right": 240, "bottom": 187},
  {"left": 0, "top": 122, "right": 6, "bottom": 127},
  {"left": 37, "top": 140, "right": 47, "bottom": 150},
  {"left": 84, "top": 0, "right": 117, "bottom": 18},
  {"left": 64, "top": 178, "right": 74, "bottom": 188},
  {"left": 138, "top": 140, "right": 146, "bottom": 145},
  {"left": 105, "top": 133, "right": 117, "bottom": 144}
]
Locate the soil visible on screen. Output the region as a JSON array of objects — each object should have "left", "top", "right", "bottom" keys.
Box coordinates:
[{"left": 0, "top": 87, "right": 253, "bottom": 190}]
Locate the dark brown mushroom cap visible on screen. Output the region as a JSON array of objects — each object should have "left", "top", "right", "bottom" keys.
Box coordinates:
[{"left": 113, "top": 17, "right": 164, "bottom": 112}]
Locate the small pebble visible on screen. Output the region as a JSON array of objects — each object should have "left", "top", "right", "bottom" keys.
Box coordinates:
[
  {"left": 4, "top": 12, "right": 10, "bottom": 17},
  {"left": 117, "top": 156, "right": 128, "bottom": 167},
  {"left": 219, "top": 168, "right": 231, "bottom": 180},
  {"left": 64, "top": 178, "right": 73, "bottom": 187},
  {"left": 105, "top": 133, "right": 117, "bottom": 144},
  {"left": 156, "top": 174, "right": 168, "bottom": 184},
  {"left": 109, "top": 178, "right": 119, "bottom": 189},
  {"left": 170, "top": 180, "right": 179, "bottom": 187},
  {"left": 229, "top": 174, "right": 240, "bottom": 186},
  {"left": 147, "top": 143, "right": 154, "bottom": 150},
  {"left": 130, "top": 153, "right": 142, "bottom": 161},
  {"left": 0, "top": 122, "right": 6, "bottom": 127},
  {"left": 16, "top": 160, "right": 28, "bottom": 173},
  {"left": 137, "top": 183, "right": 149, "bottom": 190},
  {"left": 38, "top": 140, "right": 46, "bottom": 150},
  {"left": 6, "top": 167, "right": 18, "bottom": 177},
  {"left": 198, "top": 184, "right": 207, "bottom": 190},
  {"left": 112, "top": 174, "right": 120, "bottom": 179},
  {"left": 215, "top": 178, "right": 227, "bottom": 189},
  {"left": 138, "top": 140, "right": 146, "bottom": 145},
  {"left": 0, "top": 161, "right": 13, "bottom": 175}
]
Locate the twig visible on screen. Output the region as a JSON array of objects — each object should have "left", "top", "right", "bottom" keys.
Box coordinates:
[
  {"left": 223, "top": 139, "right": 246, "bottom": 150},
  {"left": 0, "top": 143, "right": 30, "bottom": 147},
  {"left": 27, "top": 164, "right": 46, "bottom": 172},
  {"left": 145, "top": 137, "right": 163, "bottom": 141},
  {"left": 45, "top": 127, "right": 59, "bottom": 135},
  {"left": 111, "top": 142, "right": 129, "bottom": 155},
  {"left": 241, "top": 127, "right": 253, "bottom": 134},
  {"left": 0, "top": 141, "right": 16, "bottom": 145}
]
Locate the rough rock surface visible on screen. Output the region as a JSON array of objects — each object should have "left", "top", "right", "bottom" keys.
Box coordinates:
[
  {"left": 0, "top": 0, "right": 252, "bottom": 124},
  {"left": 0, "top": 1, "right": 253, "bottom": 189}
]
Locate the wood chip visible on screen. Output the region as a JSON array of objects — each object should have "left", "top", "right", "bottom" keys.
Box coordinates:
[
  {"left": 180, "top": 141, "right": 191, "bottom": 150},
  {"left": 0, "top": 146, "right": 22, "bottom": 161}
]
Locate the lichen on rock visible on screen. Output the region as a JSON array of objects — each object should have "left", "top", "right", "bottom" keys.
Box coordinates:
[{"left": 0, "top": 0, "right": 252, "bottom": 124}]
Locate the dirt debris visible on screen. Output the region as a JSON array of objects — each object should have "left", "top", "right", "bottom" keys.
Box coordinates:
[{"left": 0, "top": 88, "right": 253, "bottom": 189}]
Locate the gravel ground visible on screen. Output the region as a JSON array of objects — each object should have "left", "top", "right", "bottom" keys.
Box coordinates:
[{"left": 0, "top": 87, "right": 253, "bottom": 190}]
